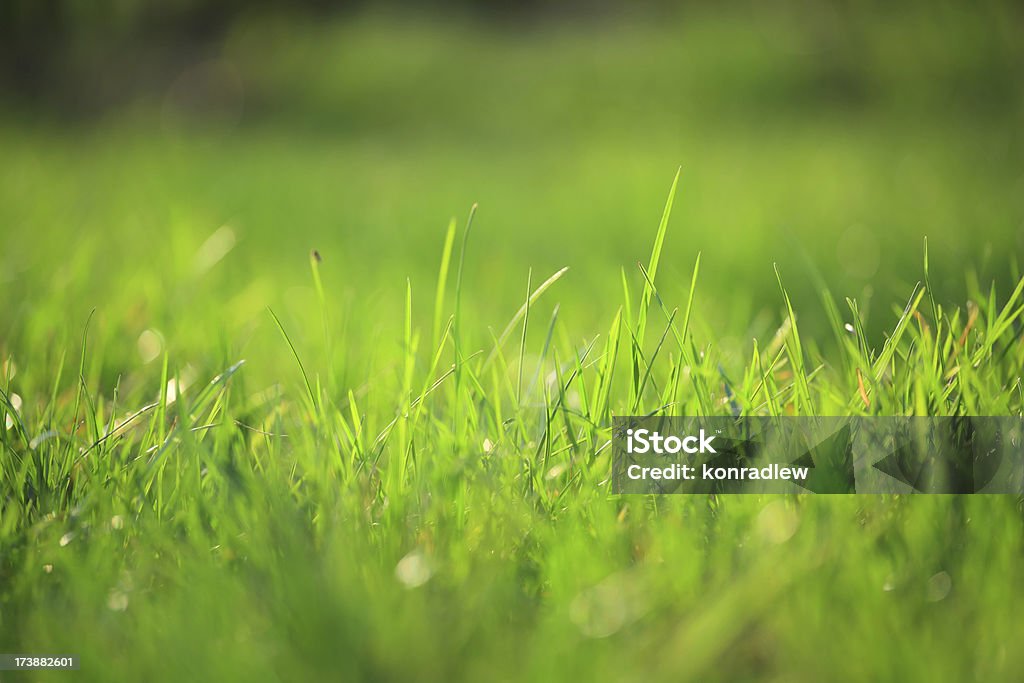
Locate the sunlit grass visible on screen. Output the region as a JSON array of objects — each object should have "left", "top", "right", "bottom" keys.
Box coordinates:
[
  {"left": 2, "top": 170, "right": 1023, "bottom": 680},
  {"left": 2, "top": 8, "right": 1024, "bottom": 680}
]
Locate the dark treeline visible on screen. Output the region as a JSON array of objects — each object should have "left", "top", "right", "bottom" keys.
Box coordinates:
[
  {"left": 1, "top": 0, "right": 328, "bottom": 106},
  {"left": 2, "top": 0, "right": 1015, "bottom": 114},
  {"left": 0, "top": 0, "right": 656, "bottom": 110}
]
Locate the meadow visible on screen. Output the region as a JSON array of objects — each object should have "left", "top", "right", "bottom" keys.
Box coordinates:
[{"left": 1, "top": 6, "right": 1024, "bottom": 681}]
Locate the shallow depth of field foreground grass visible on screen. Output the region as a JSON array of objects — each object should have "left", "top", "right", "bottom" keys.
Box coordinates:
[
  {"left": 2, "top": 6, "right": 1024, "bottom": 682},
  {"left": 2, "top": 174, "right": 1024, "bottom": 680}
]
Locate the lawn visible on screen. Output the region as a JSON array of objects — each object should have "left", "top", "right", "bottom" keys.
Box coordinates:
[{"left": 1, "top": 6, "right": 1024, "bottom": 681}]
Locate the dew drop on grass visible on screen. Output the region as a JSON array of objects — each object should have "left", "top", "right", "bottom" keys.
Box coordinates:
[
  {"left": 926, "top": 571, "right": 952, "bottom": 602},
  {"left": 165, "top": 366, "right": 197, "bottom": 405},
  {"left": 566, "top": 390, "right": 581, "bottom": 411},
  {"left": 755, "top": 500, "right": 800, "bottom": 545},
  {"left": 137, "top": 329, "right": 164, "bottom": 364},
  {"left": 395, "top": 550, "right": 432, "bottom": 589},
  {"left": 4, "top": 392, "right": 21, "bottom": 430},
  {"left": 569, "top": 576, "right": 638, "bottom": 639},
  {"left": 194, "top": 225, "right": 237, "bottom": 274},
  {"left": 546, "top": 463, "right": 567, "bottom": 480},
  {"left": 107, "top": 591, "right": 130, "bottom": 612},
  {"left": 166, "top": 379, "right": 180, "bottom": 404}
]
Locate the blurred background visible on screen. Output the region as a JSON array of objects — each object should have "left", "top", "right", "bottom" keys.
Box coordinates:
[{"left": 1, "top": 0, "right": 1023, "bottom": 373}]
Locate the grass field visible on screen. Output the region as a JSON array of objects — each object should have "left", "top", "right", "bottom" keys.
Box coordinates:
[{"left": 2, "top": 6, "right": 1024, "bottom": 681}]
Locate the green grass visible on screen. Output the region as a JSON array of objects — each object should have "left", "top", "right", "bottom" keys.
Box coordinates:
[
  {"left": 2, "top": 7, "right": 1024, "bottom": 681},
  {"left": 2, "top": 173, "right": 1023, "bottom": 680}
]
